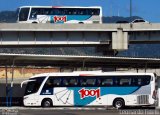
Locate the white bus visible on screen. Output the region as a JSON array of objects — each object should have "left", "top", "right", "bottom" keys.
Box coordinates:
[
  {"left": 21, "top": 71, "right": 157, "bottom": 109},
  {"left": 17, "top": 6, "right": 102, "bottom": 24}
]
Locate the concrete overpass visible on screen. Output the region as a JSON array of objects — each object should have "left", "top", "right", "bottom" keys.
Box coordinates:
[{"left": 1, "top": 23, "right": 160, "bottom": 50}]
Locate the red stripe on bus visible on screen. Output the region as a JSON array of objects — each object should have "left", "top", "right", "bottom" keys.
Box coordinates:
[{"left": 79, "top": 74, "right": 94, "bottom": 76}]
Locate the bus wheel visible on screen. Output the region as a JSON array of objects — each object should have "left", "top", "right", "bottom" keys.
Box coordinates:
[
  {"left": 113, "top": 98, "right": 125, "bottom": 109},
  {"left": 32, "top": 22, "right": 38, "bottom": 24},
  {"left": 41, "top": 98, "right": 53, "bottom": 107},
  {"left": 79, "top": 22, "right": 84, "bottom": 24}
]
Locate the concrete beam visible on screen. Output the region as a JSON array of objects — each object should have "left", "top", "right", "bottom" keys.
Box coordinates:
[
  {"left": 0, "top": 31, "right": 111, "bottom": 46},
  {"left": 1, "top": 23, "right": 160, "bottom": 32},
  {"left": 1, "top": 23, "right": 160, "bottom": 50}
]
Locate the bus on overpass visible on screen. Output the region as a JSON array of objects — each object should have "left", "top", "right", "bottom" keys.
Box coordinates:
[{"left": 17, "top": 6, "right": 102, "bottom": 24}]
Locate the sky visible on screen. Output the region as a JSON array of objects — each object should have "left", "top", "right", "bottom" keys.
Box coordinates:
[{"left": 0, "top": 0, "right": 160, "bottom": 22}]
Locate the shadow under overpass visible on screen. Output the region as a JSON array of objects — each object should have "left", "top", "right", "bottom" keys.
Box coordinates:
[{"left": 0, "top": 83, "right": 26, "bottom": 106}]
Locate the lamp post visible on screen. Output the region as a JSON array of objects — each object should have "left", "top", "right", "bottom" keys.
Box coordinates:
[{"left": 130, "top": 0, "right": 132, "bottom": 17}]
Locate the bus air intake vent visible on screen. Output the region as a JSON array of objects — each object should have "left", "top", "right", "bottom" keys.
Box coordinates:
[{"left": 137, "top": 95, "right": 149, "bottom": 104}]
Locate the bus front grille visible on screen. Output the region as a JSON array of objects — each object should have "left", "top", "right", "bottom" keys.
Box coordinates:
[{"left": 137, "top": 95, "right": 149, "bottom": 104}]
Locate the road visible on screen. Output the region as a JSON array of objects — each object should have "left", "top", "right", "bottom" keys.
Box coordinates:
[
  {"left": 0, "top": 107, "right": 160, "bottom": 115},
  {"left": 19, "top": 109, "right": 117, "bottom": 115}
]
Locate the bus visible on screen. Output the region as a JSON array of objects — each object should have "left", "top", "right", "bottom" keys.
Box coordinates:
[
  {"left": 21, "top": 71, "right": 157, "bottom": 109},
  {"left": 17, "top": 6, "right": 102, "bottom": 24}
]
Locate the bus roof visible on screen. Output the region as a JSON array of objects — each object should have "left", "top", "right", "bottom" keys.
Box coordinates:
[
  {"left": 19, "top": 6, "right": 102, "bottom": 9},
  {"left": 30, "top": 71, "right": 155, "bottom": 79}
]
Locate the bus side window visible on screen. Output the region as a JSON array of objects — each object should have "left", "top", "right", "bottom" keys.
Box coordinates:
[
  {"left": 69, "top": 78, "right": 78, "bottom": 86},
  {"left": 63, "top": 9, "right": 68, "bottom": 15},
  {"left": 67, "top": 9, "right": 72, "bottom": 15},
  {"left": 43, "top": 77, "right": 54, "bottom": 89},
  {"left": 119, "top": 78, "right": 131, "bottom": 86},
  {"left": 101, "top": 78, "right": 113, "bottom": 86},
  {"left": 79, "top": 10, "right": 83, "bottom": 15},
  {"left": 78, "top": 9, "right": 84, "bottom": 15},
  {"left": 142, "top": 76, "right": 151, "bottom": 85},
  {"left": 80, "top": 78, "right": 87, "bottom": 86},
  {"left": 133, "top": 76, "right": 151, "bottom": 86},
  {"left": 60, "top": 9, "right": 65, "bottom": 15},
  {"left": 92, "top": 9, "right": 100, "bottom": 15},
  {"left": 97, "top": 78, "right": 101, "bottom": 86},
  {"left": 53, "top": 8, "right": 60, "bottom": 15},
  {"left": 73, "top": 10, "right": 77, "bottom": 15},
  {"left": 63, "top": 78, "right": 69, "bottom": 86},
  {"left": 50, "top": 8, "right": 56, "bottom": 15},
  {"left": 39, "top": 8, "right": 45, "bottom": 15},
  {"left": 30, "top": 8, "right": 38, "bottom": 19},
  {"left": 53, "top": 77, "right": 62, "bottom": 87},
  {"left": 87, "top": 9, "right": 94, "bottom": 15},
  {"left": 86, "top": 78, "right": 96, "bottom": 86},
  {"left": 138, "top": 79, "right": 142, "bottom": 85},
  {"left": 133, "top": 78, "right": 142, "bottom": 86},
  {"left": 44, "top": 8, "right": 51, "bottom": 15},
  {"left": 83, "top": 9, "right": 87, "bottom": 15}
]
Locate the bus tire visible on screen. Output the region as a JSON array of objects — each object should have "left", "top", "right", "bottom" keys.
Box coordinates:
[
  {"left": 32, "top": 22, "right": 38, "bottom": 24},
  {"left": 113, "top": 98, "right": 125, "bottom": 109},
  {"left": 41, "top": 98, "right": 53, "bottom": 107},
  {"left": 79, "top": 22, "right": 84, "bottom": 24}
]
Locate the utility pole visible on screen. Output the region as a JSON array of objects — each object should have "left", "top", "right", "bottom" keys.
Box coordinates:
[{"left": 130, "top": 0, "right": 132, "bottom": 17}]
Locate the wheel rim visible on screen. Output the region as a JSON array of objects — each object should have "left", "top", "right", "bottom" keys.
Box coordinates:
[
  {"left": 44, "top": 101, "right": 51, "bottom": 107},
  {"left": 115, "top": 101, "right": 122, "bottom": 108}
]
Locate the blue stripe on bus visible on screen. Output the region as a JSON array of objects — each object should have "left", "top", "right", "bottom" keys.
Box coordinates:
[
  {"left": 50, "top": 15, "right": 92, "bottom": 23},
  {"left": 68, "top": 87, "right": 140, "bottom": 106}
]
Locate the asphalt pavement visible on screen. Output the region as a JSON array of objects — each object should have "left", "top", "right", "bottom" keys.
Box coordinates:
[{"left": 0, "top": 107, "right": 160, "bottom": 115}]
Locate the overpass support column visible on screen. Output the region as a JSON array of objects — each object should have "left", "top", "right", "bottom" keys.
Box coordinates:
[{"left": 112, "top": 28, "right": 128, "bottom": 50}]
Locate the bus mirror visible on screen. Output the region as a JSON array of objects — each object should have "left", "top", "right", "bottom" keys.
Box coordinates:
[{"left": 21, "top": 80, "right": 36, "bottom": 88}]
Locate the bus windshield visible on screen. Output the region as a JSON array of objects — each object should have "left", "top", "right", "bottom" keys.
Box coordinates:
[
  {"left": 24, "top": 77, "right": 45, "bottom": 96},
  {"left": 19, "top": 7, "right": 30, "bottom": 21}
]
